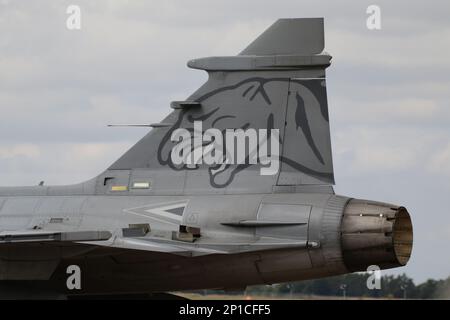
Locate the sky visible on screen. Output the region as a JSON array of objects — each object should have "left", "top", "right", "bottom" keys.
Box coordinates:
[{"left": 0, "top": 0, "right": 449, "bottom": 283}]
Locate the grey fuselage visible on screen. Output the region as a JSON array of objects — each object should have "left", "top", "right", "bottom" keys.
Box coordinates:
[{"left": 0, "top": 176, "right": 411, "bottom": 296}]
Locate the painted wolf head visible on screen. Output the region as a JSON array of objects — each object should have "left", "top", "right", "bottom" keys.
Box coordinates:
[
  {"left": 156, "top": 77, "right": 333, "bottom": 188},
  {"left": 110, "top": 18, "right": 334, "bottom": 189}
]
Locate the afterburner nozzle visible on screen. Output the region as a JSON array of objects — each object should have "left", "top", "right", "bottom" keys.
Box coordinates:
[{"left": 340, "top": 199, "right": 413, "bottom": 272}]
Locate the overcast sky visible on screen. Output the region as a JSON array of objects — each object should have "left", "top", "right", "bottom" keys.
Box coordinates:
[{"left": 0, "top": 0, "right": 449, "bottom": 283}]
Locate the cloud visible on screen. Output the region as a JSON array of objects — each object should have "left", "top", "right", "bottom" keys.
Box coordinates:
[
  {"left": 428, "top": 143, "right": 450, "bottom": 177},
  {"left": 334, "top": 126, "right": 429, "bottom": 173},
  {"left": 0, "top": 144, "right": 41, "bottom": 159},
  {"left": 354, "top": 146, "right": 417, "bottom": 171},
  {"left": 0, "top": 142, "right": 130, "bottom": 185},
  {"left": 332, "top": 98, "right": 440, "bottom": 125},
  {"left": 327, "top": 27, "right": 450, "bottom": 69}
]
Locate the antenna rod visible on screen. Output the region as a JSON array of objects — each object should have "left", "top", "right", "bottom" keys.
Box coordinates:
[
  {"left": 108, "top": 123, "right": 174, "bottom": 128},
  {"left": 107, "top": 124, "right": 153, "bottom": 127}
]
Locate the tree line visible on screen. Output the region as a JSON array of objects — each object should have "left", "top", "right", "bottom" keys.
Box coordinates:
[{"left": 242, "top": 273, "right": 450, "bottom": 299}]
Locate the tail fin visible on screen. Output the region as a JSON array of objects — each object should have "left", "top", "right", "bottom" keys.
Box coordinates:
[
  {"left": 240, "top": 18, "right": 324, "bottom": 56},
  {"left": 108, "top": 18, "right": 334, "bottom": 193}
]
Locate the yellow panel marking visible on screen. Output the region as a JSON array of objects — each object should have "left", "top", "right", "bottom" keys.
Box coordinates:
[{"left": 111, "top": 185, "right": 128, "bottom": 192}]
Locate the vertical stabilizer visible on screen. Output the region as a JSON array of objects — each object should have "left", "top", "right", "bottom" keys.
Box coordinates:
[{"left": 108, "top": 18, "right": 334, "bottom": 194}]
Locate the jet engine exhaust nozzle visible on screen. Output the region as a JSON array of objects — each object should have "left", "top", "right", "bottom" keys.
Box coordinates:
[{"left": 340, "top": 199, "right": 413, "bottom": 272}]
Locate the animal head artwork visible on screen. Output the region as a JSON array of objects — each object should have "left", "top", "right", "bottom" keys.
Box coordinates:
[
  {"left": 156, "top": 76, "right": 334, "bottom": 188},
  {"left": 109, "top": 18, "right": 334, "bottom": 189}
]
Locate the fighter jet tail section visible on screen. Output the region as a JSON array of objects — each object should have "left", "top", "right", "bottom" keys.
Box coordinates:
[
  {"left": 0, "top": 18, "right": 414, "bottom": 296},
  {"left": 109, "top": 18, "right": 334, "bottom": 193}
]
